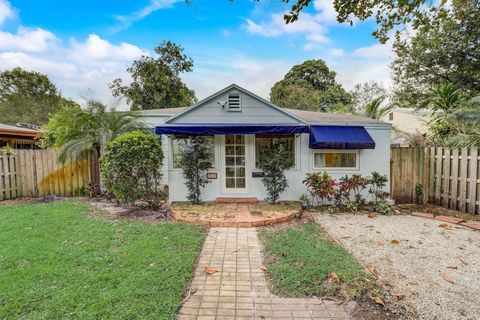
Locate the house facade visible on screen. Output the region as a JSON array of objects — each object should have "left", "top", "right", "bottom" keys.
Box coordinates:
[{"left": 143, "top": 84, "right": 391, "bottom": 202}]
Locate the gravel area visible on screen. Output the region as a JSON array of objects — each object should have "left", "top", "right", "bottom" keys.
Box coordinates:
[{"left": 315, "top": 213, "right": 480, "bottom": 320}]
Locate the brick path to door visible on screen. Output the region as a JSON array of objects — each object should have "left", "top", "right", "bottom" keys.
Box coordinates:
[{"left": 177, "top": 228, "right": 350, "bottom": 320}]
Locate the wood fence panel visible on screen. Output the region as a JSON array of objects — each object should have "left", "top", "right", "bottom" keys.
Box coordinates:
[
  {"left": 391, "top": 146, "right": 479, "bottom": 215},
  {"left": 0, "top": 149, "right": 96, "bottom": 201}
]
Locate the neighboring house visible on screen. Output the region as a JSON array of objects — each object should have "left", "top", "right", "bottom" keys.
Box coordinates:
[
  {"left": 144, "top": 84, "right": 391, "bottom": 202},
  {"left": 381, "top": 108, "right": 432, "bottom": 146},
  {"left": 0, "top": 123, "right": 40, "bottom": 149}
]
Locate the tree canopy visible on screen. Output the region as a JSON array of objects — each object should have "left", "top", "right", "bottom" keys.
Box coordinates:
[
  {"left": 279, "top": 0, "right": 452, "bottom": 43},
  {"left": 0, "top": 67, "right": 77, "bottom": 126},
  {"left": 391, "top": 0, "right": 480, "bottom": 108},
  {"left": 350, "top": 81, "right": 387, "bottom": 112},
  {"left": 110, "top": 41, "right": 196, "bottom": 111},
  {"left": 270, "top": 59, "right": 352, "bottom": 112}
]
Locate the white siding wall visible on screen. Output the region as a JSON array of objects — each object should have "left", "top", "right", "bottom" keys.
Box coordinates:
[
  {"left": 169, "top": 89, "right": 303, "bottom": 124},
  {"left": 166, "top": 127, "right": 391, "bottom": 202}
]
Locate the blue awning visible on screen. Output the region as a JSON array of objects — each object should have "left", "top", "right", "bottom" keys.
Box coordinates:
[
  {"left": 309, "top": 125, "right": 375, "bottom": 149},
  {"left": 155, "top": 124, "right": 309, "bottom": 135}
]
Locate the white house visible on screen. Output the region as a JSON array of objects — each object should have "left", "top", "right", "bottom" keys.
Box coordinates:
[
  {"left": 381, "top": 108, "right": 432, "bottom": 146},
  {"left": 143, "top": 84, "right": 391, "bottom": 202}
]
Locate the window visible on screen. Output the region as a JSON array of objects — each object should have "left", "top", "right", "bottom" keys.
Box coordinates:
[
  {"left": 172, "top": 135, "right": 215, "bottom": 169},
  {"left": 255, "top": 134, "right": 295, "bottom": 168},
  {"left": 227, "top": 93, "right": 241, "bottom": 111},
  {"left": 389, "top": 112, "right": 394, "bottom": 121},
  {"left": 313, "top": 151, "right": 358, "bottom": 169}
]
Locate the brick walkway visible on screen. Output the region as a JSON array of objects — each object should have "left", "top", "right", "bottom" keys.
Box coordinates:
[{"left": 177, "top": 228, "right": 350, "bottom": 320}]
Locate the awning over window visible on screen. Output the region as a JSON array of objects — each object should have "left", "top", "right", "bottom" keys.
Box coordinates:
[
  {"left": 155, "top": 124, "right": 309, "bottom": 135},
  {"left": 309, "top": 125, "right": 375, "bottom": 149}
]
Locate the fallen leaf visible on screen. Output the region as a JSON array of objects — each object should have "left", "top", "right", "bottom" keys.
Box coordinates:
[
  {"left": 75, "top": 240, "right": 84, "bottom": 246},
  {"left": 369, "top": 265, "right": 377, "bottom": 276},
  {"left": 447, "top": 266, "right": 457, "bottom": 269},
  {"left": 260, "top": 265, "right": 267, "bottom": 271},
  {"left": 115, "top": 228, "right": 122, "bottom": 233},
  {"left": 438, "top": 223, "right": 452, "bottom": 229},
  {"left": 408, "top": 281, "right": 418, "bottom": 285},
  {"left": 341, "top": 236, "right": 351, "bottom": 239},
  {"left": 459, "top": 258, "right": 468, "bottom": 266},
  {"left": 24, "top": 227, "right": 32, "bottom": 230},
  {"left": 442, "top": 274, "right": 454, "bottom": 284},
  {"left": 204, "top": 266, "right": 218, "bottom": 274},
  {"left": 323, "top": 296, "right": 337, "bottom": 301},
  {"left": 149, "top": 262, "right": 156, "bottom": 267},
  {"left": 372, "top": 297, "right": 385, "bottom": 307},
  {"left": 327, "top": 271, "right": 339, "bottom": 283},
  {"left": 390, "top": 239, "right": 399, "bottom": 244},
  {"left": 368, "top": 213, "right": 377, "bottom": 218},
  {"left": 318, "top": 298, "right": 324, "bottom": 305},
  {"left": 417, "top": 240, "right": 423, "bottom": 244},
  {"left": 377, "top": 240, "right": 384, "bottom": 246},
  {"left": 394, "top": 294, "right": 405, "bottom": 301}
]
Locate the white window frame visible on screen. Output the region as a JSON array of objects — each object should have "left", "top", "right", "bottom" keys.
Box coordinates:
[
  {"left": 312, "top": 150, "right": 360, "bottom": 171},
  {"left": 253, "top": 134, "right": 299, "bottom": 170},
  {"left": 170, "top": 135, "right": 216, "bottom": 170}
]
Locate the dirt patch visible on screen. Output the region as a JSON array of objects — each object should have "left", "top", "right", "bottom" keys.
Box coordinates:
[
  {"left": 316, "top": 212, "right": 480, "bottom": 320},
  {"left": 87, "top": 199, "right": 170, "bottom": 223}
]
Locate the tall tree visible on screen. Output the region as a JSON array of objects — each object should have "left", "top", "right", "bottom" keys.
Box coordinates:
[
  {"left": 270, "top": 59, "right": 352, "bottom": 112},
  {"left": 110, "top": 41, "right": 196, "bottom": 111},
  {"left": 361, "top": 96, "right": 393, "bottom": 120},
  {"left": 0, "top": 68, "right": 77, "bottom": 125},
  {"left": 391, "top": 0, "right": 480, "bottom": 108},
  {"left": 41, "top": 100, "right": 146, "bottom": 162},
  {"left": 350, "top": 81, "right": 387, "bottom": 112}
]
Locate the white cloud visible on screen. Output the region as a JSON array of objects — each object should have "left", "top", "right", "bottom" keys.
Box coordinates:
[
  {"left": 329, "top": 48, "right": 345, "bottom": 57},
  {"left": 0, "top": 0, "right": 15, "bottom": 25},
  {"left": 0, "top": 27, "right": 57, "bottom": 52},
  {"left": 352, "top": 43, "right": 392, "bottom": 58},
  {"left": 221, "top": 29, "right": 231, "bottom": 37},
  {"left": 112, "top": 0, "right": 183, "bottom": 32},
  {"left": 70, "top": 34, "right": 147, "bottom": 61},
  {"left": 245, "top": 12, "right": 330, "bottom": 50},
  {"left": 313, "top": 0, "right": 337, "bottom": 24}
]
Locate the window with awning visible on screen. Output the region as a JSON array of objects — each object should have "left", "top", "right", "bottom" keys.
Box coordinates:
[{"left": 309, "top": 125, "right": 375, "bottom": 149}]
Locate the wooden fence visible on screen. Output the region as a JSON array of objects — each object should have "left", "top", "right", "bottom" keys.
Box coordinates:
[
  {"left": 0, "top": 149, "right": 100, "bottom": 201},
  {"left": 391, "top": 147, "right": 479, "bottom": 215}
]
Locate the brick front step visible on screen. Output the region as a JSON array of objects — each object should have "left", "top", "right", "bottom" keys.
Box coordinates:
[
  {"left": 215, "top": 197, "right": 258, "bottom": 204},
  {"left": 411, "top": 211, "right": 434, "bottom": 219},
  {"left": 460, "top": 221, "right": 480, "bottom": 231},
  {"left": 434, "top": 215, "right": 464, "bottom": 224}
]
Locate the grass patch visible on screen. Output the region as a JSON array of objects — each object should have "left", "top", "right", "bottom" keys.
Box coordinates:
[
  {"left": 259, "top": 223, "right": 371, "bottom": 298},
  {"left": 0, "top": 200, "right": 206, "bottom": 320}
]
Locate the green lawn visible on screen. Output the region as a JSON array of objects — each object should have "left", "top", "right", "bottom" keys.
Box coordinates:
[
  {"left": 259, "top": 223, "right": 371, "bottom": 298},
  {"left": 0, "top": 200, "right": 206, "bottom": 320}
]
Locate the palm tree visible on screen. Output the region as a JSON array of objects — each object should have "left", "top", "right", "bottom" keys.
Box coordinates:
[
  {"left": 42, "top": 100, "right": 147, "bottom": 162},
  {"left": 361, "top": 96, "right": 394, "bottom": 120}
]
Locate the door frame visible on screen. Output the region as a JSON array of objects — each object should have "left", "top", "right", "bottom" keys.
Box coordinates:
[{"left": 220, "top": 134, "right": 251, "bottom": 194}]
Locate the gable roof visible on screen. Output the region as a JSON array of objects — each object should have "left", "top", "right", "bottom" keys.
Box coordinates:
[{"left": 164, "top": 84, "right": 307, "bottom": 124}]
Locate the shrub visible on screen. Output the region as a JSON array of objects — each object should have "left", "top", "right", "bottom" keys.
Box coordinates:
[
  {"left": 259, "top": 140, "right": 294, "bottom": 204},
  {"left": 368, "top": 171, "right": 391, "bottom": 214},
  {"left": 303, "top": 171, "right": 336, "bottom": 207},
  {"left": 101, "top": 131, "right": 165, "bottom": 209},
  {"left": 178, "top": 136, "right": 212, "bottom": 204}
]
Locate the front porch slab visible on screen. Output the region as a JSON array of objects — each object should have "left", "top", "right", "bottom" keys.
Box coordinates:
[{"left": 170, "top": 202, "right": 301, "bottom": 227}]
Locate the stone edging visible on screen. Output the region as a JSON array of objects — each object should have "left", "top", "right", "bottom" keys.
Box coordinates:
[{"left": 410, "top": 212, "right": 480, "bottom": 231}]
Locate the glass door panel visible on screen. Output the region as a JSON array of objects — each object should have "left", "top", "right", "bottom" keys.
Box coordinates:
[{"left": 224, "top": 134, "right": 247, "bottom": 190}]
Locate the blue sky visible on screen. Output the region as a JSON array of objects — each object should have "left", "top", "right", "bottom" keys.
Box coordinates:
[{"left": 0, "top": 0, "right": 393, "bottom": 109}]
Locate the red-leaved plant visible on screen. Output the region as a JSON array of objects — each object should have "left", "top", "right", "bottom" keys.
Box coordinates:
[{"left": 303, "top": 171, "right": 336, "bottom": 207}]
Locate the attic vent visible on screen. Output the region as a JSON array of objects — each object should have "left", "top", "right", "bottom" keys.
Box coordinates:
[{"left": 228, "top": 93, "right": 241, "bottom": 111}]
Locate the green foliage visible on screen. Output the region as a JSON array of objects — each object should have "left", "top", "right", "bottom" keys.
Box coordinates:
[
  {"left": 392, "top": 0, "right": 480, "bottom": 108},
  {"left": 270, "top": 59, "right": 352, "bottom": 112},
  {"left": 362, "top": 96, "right": 394, "bottom": 120},
  {"left": 350, "top": 81, "right": 387, "bottom": 112},
  {"left": 41, "top": 100, "right": 146, "bottom": 162},
  {"left": 259, "top": 139, "right": 294, "bottom": 204},
  {"left": 281, "top": 0, "right": 452, "bottom": 43},
  {"left": 178, "top": 136, "right": 213, "bottom": 204},
  {"left": 0, "top": 200, "right": 205, "bottom": 319},
  {"left": 415, "top": 183, "right": 423, "bottom": 196},
  {"left": 110, "top": 41, "right": 196, "bottom": 110},
  {"left": 299, "top": 193, "right": 313, "bottom": 210},
  {"left": 101, "top": 131, "right": 165, "bottom": 208},
  {"left": 368, "top": 171, "right": 390, "bottom": 214},
  {"left": 303, "top": 171, "right": 336, "bottom": 207},
  {"left": 0, "top": 67, "right": 78, "bottom": 125},
  {"left": 259, "top": 223, "right": 370, "bottom": 297},
  {"left": 426, "top": 84, "right": 480, "bottom": 147}
]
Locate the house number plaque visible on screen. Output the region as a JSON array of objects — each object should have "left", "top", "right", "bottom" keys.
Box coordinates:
[{"left": 207, "top": 172, "right": 217, "bottom": 179}]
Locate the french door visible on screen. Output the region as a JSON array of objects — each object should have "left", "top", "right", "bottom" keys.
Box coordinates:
[{"left": 222, "top": 134, "right": 248, "bottom": 193}]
